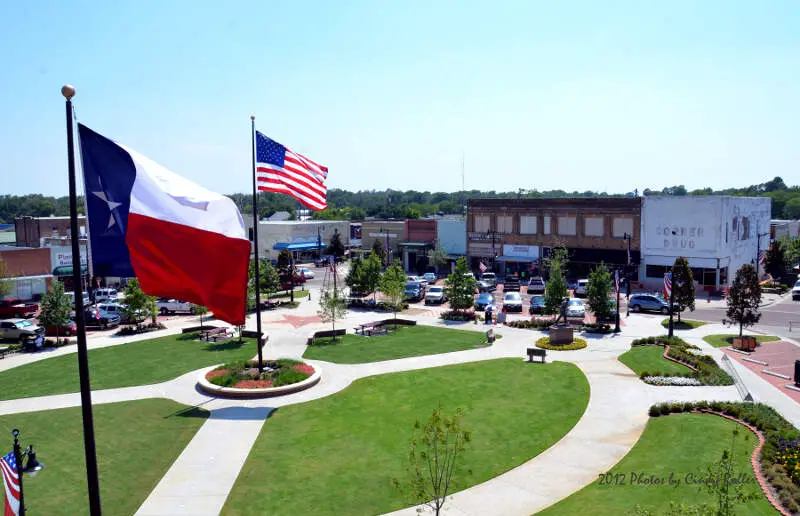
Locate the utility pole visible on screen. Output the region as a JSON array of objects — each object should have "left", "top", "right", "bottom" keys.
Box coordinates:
[{"left": 668, "top": 273, "right": 675, "bottom": 338}]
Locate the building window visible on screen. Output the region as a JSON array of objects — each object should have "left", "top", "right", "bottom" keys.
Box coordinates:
[
  {"left": 543, "top": 216, "right": 551, "bottom": 235},
  {"left": 740, "top": 217, "right": 750, "bottom": 240},
  {"left": 474, "top": 215, "right": 490, "bottom": 233},
  {"left": 645, "top": 265, "right": 669, "bottom": 278},
  {"left": 496, "top": 215, "right": 513, "bottom": 234},
  {"left": 584, "top": 217, "right": 604, "bottom": 237},
  {"left": 613, "top": 218, "right": 634, "bottom": 238},
  {"left": 558, "top": 216, "right": 576, "bottom": 236},
  {"left": 520, "top": 216, "right": 537, "bottom": 235}
]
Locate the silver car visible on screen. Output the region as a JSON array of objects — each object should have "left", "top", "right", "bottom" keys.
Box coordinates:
[
  {"left": 503, "top": 292, "right": 523, "bottom": 312},
  {"left": 566, "top": 299, "right": 585, "bottom": 318},
  {"left": 0, "top": 319, "right": 44, "bottom": 344}
]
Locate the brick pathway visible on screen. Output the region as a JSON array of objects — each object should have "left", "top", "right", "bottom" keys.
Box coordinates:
[{"left": 721, "top": 341, "right": 800, "bottom": 404}]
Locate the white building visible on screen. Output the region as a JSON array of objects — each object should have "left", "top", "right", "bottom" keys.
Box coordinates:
[
  {"left": 640, "top": 196, "right": 771, "bottom": 290},
  {"left": 244, "top": 220, "right": 350, "bottom": 262}
]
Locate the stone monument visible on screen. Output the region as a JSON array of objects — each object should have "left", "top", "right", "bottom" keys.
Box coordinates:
[{"left": 550, "top": 297, "right": 574, "bottom": 345}]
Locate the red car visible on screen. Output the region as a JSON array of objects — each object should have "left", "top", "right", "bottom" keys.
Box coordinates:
[
  {"left": 45, "top": 321, "right": 77, "bottom": 337},
  {"left": 0, "top": 299, "right": 39, "bottom": 318}
]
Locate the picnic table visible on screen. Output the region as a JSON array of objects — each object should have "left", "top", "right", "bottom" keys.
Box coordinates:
[
  {"left": 354, "top": 322, "right": 389, "bottom": 337},
  {"left": 200, "top": 327, "right": 233, "bottom": 342}
]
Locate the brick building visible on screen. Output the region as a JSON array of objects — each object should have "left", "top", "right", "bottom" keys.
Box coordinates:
[
  {"left": 466, "top": 198, "right": 641, "bottom": 280},
  {"left": 14, "top": 216, "right": 87, "bottom": 248},
  {"left": 0, "top": 246, "right": 53, "bottom": 300}
]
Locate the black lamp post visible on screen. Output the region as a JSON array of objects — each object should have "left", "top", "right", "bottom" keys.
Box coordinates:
[
  {"left": 623, "top": 232, "right": 633, "bottom": 316},
  {"left": 12, "top": 429, "right": 45, "bottom": 516},
  {"left": 614, "top": 268, "right": 621, "bottom": 333}
]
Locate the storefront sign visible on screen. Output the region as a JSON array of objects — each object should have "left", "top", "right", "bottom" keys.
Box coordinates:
[
  {"left": 468, "top": 232, "right": 493, "bottom": 241},
  {"left": 368, "top": 232, "right": 397, "bottom": 238},
  {"left": 502, "top": 244, "right": 539, "bottom": 258},
  {"left": 50, "top": 246, "right": 88, "bottom": 267},
  {"left": 652, "top": 225, "right": 708, "bottom": 251}
]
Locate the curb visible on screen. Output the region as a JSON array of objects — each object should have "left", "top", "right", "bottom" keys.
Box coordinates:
[{"left": 197, "top": 364, "right": 321, "bottom": 398}]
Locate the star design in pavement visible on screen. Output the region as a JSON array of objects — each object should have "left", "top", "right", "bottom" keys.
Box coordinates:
[
  {"left": 273, "top": 314, "right": 322, "bottom": 328},
  {"left": 92, "top": 190, "right": 122, "bottom": 229}
]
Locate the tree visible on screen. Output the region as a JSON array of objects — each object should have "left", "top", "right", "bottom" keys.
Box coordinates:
[
  {"left": 671, "top": 257, "right": 695, "bottom": 323},
  {"left": 724, "top": 264, "right": 762, "bottom": 337},
  {"left": 780, "top": 235, "right": 800, "bottom": 268},
  {"left": 784, "top": 197, "right": 800, "bottom": 219},
  {"left": 345, "top": 257, "right": 365, "bottom": 294},
  {"left": 326, "top": 228, "right": 346, "bottom": 258},
  {"left": 764, "top": 240, "right": 786, "bottom": 279},
  {"left": 249, "top": 258, "right": 281, "bottom": 309},
  {"left": 586, "top": 263, "right": 613, "bottom": 321},
  {"left": 317, "top": 288, "right": 348, "bottom": 340},
  {"left": 380, "top": 263, "right": 407, "bottom": 322},
  {"left": 38, "top": 280, "right": 71, "bottom": 341},
  {"left": 276, "top": 249, "right": 296, "bottom": 301},
  {"left": 393, "top": 405, "right": 471, "bottom": 516},
  {"left": 0, "top": 256, "right": 11, "bottom": 298},
  {"left": 362, "top": 251, "right": 383, "bottom": 302},
  {"left": 372, "top": 239, "right": 386, "bottom": 264},
  {"left": 121, "top": 279, "right": 154, "bottom": 330},
  {"left": 543, "top": 247, "right": 569, "bottom": 315},
  {"left": 444, "top": 257, "right": 477, "bottom": 314},
  {"left": 427, "top": 240, "right": 449, "bottom": 275},
  {"left": 191, "top": 304, "right": 209, "bottom": 330}
]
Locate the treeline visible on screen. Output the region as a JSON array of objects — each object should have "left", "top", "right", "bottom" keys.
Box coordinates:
[{"left": 2, "top": 176, "right": 798, "bottom": 223}]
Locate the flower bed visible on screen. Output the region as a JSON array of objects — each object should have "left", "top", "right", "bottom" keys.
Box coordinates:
[
  {"left": 117, "top": 322, "right": 167, "bottom": 336},
  {"left": 347, "top": 299, "right": 409, "bottom": 312},
  {"left": 206, "top": 359, "right": 314, "bottom": 389},
  {"left": 631, "top": 336, "right": 733, "bottom": 386},
  {"left": 507, "top": 317, "right": 554, "bottom": 330},
  {"left": 440, "top": 309, "right": 477, "bottom": 322},
  {"left": 648, "top": 401, "right": 800, "bottom": 514},
  {"left": 642, "top": 376, "right": 702, "bottom": 386},
  {"left": 581, "top": 322, "right": 613, "bottom": 334},
  {"left": 536, "top": 336, "right": 587, "bottom": 351}
]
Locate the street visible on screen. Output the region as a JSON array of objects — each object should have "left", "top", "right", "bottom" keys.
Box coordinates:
[{"left": 687, "top": 294, "right": 800, "bottom": 337}]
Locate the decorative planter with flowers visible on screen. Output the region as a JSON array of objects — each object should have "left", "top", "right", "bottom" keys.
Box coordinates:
[{"left": 198, "top": 358, "right": 320, "bottom": 398}]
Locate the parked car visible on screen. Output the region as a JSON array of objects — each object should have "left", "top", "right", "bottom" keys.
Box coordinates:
[
  {"left": 279, "top": 272, "right": 307, "bottom": 290},
  {"left": 83, "top": 307, "right": 121, "bottom": 329},
  {"left": 528, "top": 295, "right": 546, "bottom": 314},
  {"left": 404, "top": 282, "right": 424, "bottom": 302},
  {"left": 424, "top": 286, "right": 447, "bottom": 305},
  {"left": 93, "top": 288, "right": 118, "bottom": 303},
  {"left": 45, "top": 320, "right": 77, "bottom": 337},
  {"left": 503, "top": 292, "right": 523, "bottom": 312},
  {"left": 527, "top": 276, "right": 546, "bottom": 294},
  {"left": 0, "top": 299, "right": 39, "bottom": 318},
  {"left": 65, "top": 291, "right": 91, "bottom": 308},
  {"left": 97, "top": 302, "right": 148, "bottom": 324},
  {"left": 407, "top": 275, "right": 427, "bottom": 288},
  {"left": 566, "top": 278, "right": 578, "bottom": 291},
  {"left": 574, "top": 279, "right": 589, "bottom": 297},
  {"left": 423, "top": 272, "right": 437, "bottom": 284},
  {"left": 155, "top": 298, "right": 195, "bottom": 315},
  {"left": 474, "top": 293, "right": 494, "bottom": 311},
  {"left": 503, "top": 277, "right": 521, "bottom": 292},
  {"left": 477, "top": 280, "right": 495, "bottom": 293},
  {"left": 480, "top": 272, "right": 497, "bottom": 287},
  {"left": 567, "top": 299, "right": 585, "bottom": 318},
  {"left": 0, "top": 319, "right": 44, "bottom": 343},
  {"left": 298, "top": 267, "right": 315, "bottom": 279},
  {"left": 628, "top": 294, "right": 674, "bottom": 314},
  {"left": 793, "top": 280, "right": 800, "bottom": 301}
]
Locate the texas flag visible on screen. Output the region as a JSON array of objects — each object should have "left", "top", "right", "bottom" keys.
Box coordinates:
[{"left": 78, "top": 124, "right": 250, "bottom": 325}]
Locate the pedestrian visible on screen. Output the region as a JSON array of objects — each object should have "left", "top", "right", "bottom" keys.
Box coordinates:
[{"left": 485, "top": 305, "right": 493, "bottom": 324}]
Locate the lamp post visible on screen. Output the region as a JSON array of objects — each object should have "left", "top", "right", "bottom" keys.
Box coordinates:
[
  {"left": 614, "top": 269, "right": 621, "bottom": 333},
  {"left": 623, "top": 232, "right": 633, "bottom": 316},
  {"left": 11, "top": 429, "right": 45, "bottom": 516}
]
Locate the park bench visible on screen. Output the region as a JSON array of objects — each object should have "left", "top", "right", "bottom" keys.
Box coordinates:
[
  {"left": 526, "top": 347, "right": 546, "bottom": 363},
  {"left": 201, "top": 327, "right": 232, "bottom": 342},
  {"left": 354, "top": 322, "right": 388, "bottom": 337}
]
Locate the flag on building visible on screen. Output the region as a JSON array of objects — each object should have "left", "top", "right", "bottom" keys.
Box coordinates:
[
  {"left": 664, "top": 272, "right": 672, "bottom": 299},
  {"left": 758, "top": 250, "right": 766, "bottom": 265},
  {"left": 78, "top": 124, "right": 250, "bottom": 325},
  {"left": 1, "top": 451, "right": 20, "bottom": 516},
  {"left": 255, "top": 132, "right": 328, "bottom": 211},
  {"left": 615, "top": 269, "right": 619, "bottom": 294},
  {"left": 479, "top": 262, "right": 487, "bottom": 273}
]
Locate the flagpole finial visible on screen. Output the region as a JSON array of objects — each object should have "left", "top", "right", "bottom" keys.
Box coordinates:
[
  {"left": 250, "top": 115, "right": 255, "bottom": 121},
  {"left": 61, "top": 84, "right": 76, "bottom": 99}
]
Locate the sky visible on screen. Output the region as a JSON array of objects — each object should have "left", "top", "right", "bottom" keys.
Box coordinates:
[{"left": 2, "top": 1, "right": 799, "bottom": 197}]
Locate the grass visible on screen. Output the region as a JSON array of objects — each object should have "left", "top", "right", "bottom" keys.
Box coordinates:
[
  {"left": 538, "top": 413, "right": 775, "bottom": 515},
  {"left": 0, "top": 399, "right": 208, "bottom": 515},
  {"left": 702, "top": 334, "right": 782, "bottom": 348},
  {"left": 303, "top": 325, "right": 488, "bottom": 363},
  {"left": 618, "top": 345, "right": 693, "bottom": 376},
  {"left": 0, "top": 333, "right": 257, "bottom": 400},
  {"left": 223, "top": 358, "right": 589, "bottom": 516},
  {"left": 660, "top": 318, "right": 709, "bottom": 330},
  {"left": 269, "top": 289, "right": 309, "bottom": 299}
]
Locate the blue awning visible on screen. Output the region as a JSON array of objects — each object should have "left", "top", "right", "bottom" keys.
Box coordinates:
[
  {"left": 497, "top": 255, "right": 537, "bottom": 262},
  {"left": 273, "top": 241, "right": 324, "bottom": 251}
]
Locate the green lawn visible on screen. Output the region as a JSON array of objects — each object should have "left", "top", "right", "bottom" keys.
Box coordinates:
[
  {"left": 0, "top": 399, "right": 208, "bottom": 515},
  {"left": 270, "top": 289, "right": 309, "bottom": 299},
  {"left": 660, "top": 318, "right": 709, "bottom": 330},
  {"left": 703, "top": 334, "right": 781, "bottom": 348},
  {"left": 0, "top": 333, "right": 257, "bottom": 400},
  {"left": 618, "top": 345, "right": 693, "bottom": 376},
  {"left": 303, "top": 325, "right": 488, "bottom": 363},
  {"left": 538, "top": 413, "right": 775, "bottom": 515},
  {"left": 223, "top": 358, "right": 589, "bottom": 516}
]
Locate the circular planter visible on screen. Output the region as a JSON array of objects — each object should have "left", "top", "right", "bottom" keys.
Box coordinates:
[{"left": 197, "top": 361, "right": 321, "bottom": 398}]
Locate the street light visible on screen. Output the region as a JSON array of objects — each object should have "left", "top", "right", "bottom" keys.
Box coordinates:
[
  {"left": 11, "top": 429, "right": 45, "bottom": 516},
  {"left": 623, "top": 232, "right": 633, "bottom": 317}
]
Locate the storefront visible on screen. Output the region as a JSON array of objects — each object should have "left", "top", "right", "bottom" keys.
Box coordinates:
[{"left": 498, "top": 244, "right": 540, "bottom": 279}]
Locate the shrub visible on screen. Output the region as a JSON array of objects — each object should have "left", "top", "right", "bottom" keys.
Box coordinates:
[
  {"left": 581, "top": 322, "right": 612, "bottom": 333},
  {"left": 206, "top": 359, "right": 312, "bottom": 389},
  {"left": 649, "top": 405, "right": 662, "bottom": 417},
  {"left": 440, "top": 309, "right": 476, "bottom": 321},
  {"left": 117, "top": 322, "right": 166, "bottom": 336},
  {"left": 659, "top": 403, "right": 671, "bottom": 416},
  {"left": 535, "top": 336, "right": 587, "bottom": 350}
]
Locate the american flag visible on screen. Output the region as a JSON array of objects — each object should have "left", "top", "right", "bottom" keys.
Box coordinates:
[
  {"left": 664, "top": 272, "right": 672, "bottom": 299},
  {"left": 255, "top": 131, "right": 328, "bottom": 211},
  {"left": 1, "top": 451, "right": 20, "bottom": 516},
  {"left": 478, "top": 262, "right": 487, "bottom": 273},
  {"left": 758, "top": 250, "right": 765, "bottom": 265},
  {"left": 615, "top": 269, "right": 620, "bottom": 294}
]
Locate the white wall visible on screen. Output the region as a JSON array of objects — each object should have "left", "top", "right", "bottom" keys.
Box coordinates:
[
  {"left": 244, "top": 220, "right": 350, "bottom": 260},
  {"left": 437, "top": 219, "right": 466, "bottom": 256}
]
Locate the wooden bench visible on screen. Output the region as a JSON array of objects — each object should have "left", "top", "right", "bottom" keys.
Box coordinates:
[
  {"left": 355, "top": 322, "right": 388, "bottom": 337},
  {"left": 527, "top": 348, "right": 546, "bottom": 363},
  {"left": 201, "top": 327, "right": 232, "bottom": 342}
]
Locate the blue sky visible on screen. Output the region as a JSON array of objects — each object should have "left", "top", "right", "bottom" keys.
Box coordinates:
[{"left": 2, "top": 1, "right": 799, "bottom": 197}]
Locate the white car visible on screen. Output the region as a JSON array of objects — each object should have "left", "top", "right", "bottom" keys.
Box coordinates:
[
  {"left": 298, "top": 267, "right": 315, "bottom": 279},
  {"left": 94, "top": 288, "right": 118, "bottom": 303},
  {"left": 792, "top": 280, "right": 800, "bottom": 301},
  {"left": 97, "top": 302, "right": 147, "bottom": 324},
  {"left": 502, "top": 292, "right": 523, "bottom": 312},
  {"left": 155, "top": 298, "right": 195, "bottom": 315},
  {"left": 407, "top": 275, "right": 428, "bottom": 287},
  {"left": 574, "top": 279, "right": 589, "bottom": 297},
  {"left": 424, "top": 286, "right": 447, "bottom": 305},
  {"left": 566, "top": 299, "right": 585, "bottom": 318}
]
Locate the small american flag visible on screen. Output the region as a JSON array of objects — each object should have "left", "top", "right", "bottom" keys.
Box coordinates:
[
  {"left": 478, "top": 262, "right": 487, "bottom": 273},
  {"left": 1, "top": 451, "right": 20, "bottom": 516},
  {"left": 256, "top": 131, "right": 328, "bottom": 211},
  {"left": 615, "top": 270, "right": 620, "bottom": 294},
  {"left": 664, "top": 272, "right": 672, "bottom": 299},
  {"left": 758, "top": 250, "right": 765, "bottom": 265}
]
